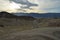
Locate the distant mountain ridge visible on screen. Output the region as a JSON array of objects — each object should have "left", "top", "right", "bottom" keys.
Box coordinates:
[
  {"left": 0, "top": 11, "right": 17, "bottom": 18},
  {"left": 0, "top": 11, "right": 35, "bottom": 20},
  {"left": 0, "top": 11, "right": 60, "bottom": 18},
  {"left": 13, "top": 13, "right": 60, "bottom": 18}
]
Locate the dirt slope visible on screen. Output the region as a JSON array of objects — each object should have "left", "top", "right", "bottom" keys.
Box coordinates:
[{"left": 0, "top": 27, "right": 60, "bottom": 40}]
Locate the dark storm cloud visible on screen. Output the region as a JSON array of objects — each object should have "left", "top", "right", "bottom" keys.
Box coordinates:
[{"left": 9, "top": 0, "right": 38, "bottom": 8}]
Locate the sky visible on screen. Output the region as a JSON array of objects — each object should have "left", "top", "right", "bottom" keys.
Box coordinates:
[{"left": 0, "top": 0, "right": 60, "bottom": 13}]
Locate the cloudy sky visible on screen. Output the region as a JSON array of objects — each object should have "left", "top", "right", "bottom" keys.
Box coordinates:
[{"left": 0, "top": 0, "right": 60, "bottom": 13}]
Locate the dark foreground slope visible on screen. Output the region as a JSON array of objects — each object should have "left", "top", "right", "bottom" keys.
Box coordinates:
[{"left": 0, "top": 11, "right": 35, "bottom": 27}]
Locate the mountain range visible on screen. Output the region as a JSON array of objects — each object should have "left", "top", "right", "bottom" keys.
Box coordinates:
[
  {"left": 0, "top": 11, "right": 60, "bottom": 18},
  {"left": 0, "top": 11, "right": 35, "bottom": 21},
  {"left": 0, "top": 11, "right": 17, "bottom": 18},
  {"left": 13, "top": 13, "right": 60, "bottom": 18}
]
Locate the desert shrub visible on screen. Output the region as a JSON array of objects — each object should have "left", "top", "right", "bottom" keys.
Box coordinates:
[{"left": 0, "top": 25, "right": 4, "bottom": 27}]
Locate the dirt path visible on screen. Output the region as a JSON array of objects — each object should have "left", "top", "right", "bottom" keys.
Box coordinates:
[{"left": 0, "top": 27, "right": 60, "bottom": 40}]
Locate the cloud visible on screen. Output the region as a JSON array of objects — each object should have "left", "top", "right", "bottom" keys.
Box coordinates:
[
  {"left": 37, "top": 0, "right": 60, "bottom": 13},
  {"left": 0, "top": 0, "right": 10, "bottom": 11},
  {"left": 0, "top": 0, "right": 60, "bottom": 13},
  {"left": 9, "top": 0, "right": 38, "bottom": 9}
]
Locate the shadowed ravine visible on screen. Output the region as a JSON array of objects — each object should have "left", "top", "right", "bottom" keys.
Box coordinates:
[{"left": 0, "top": 27, "right": 60, "bottom": 40}]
